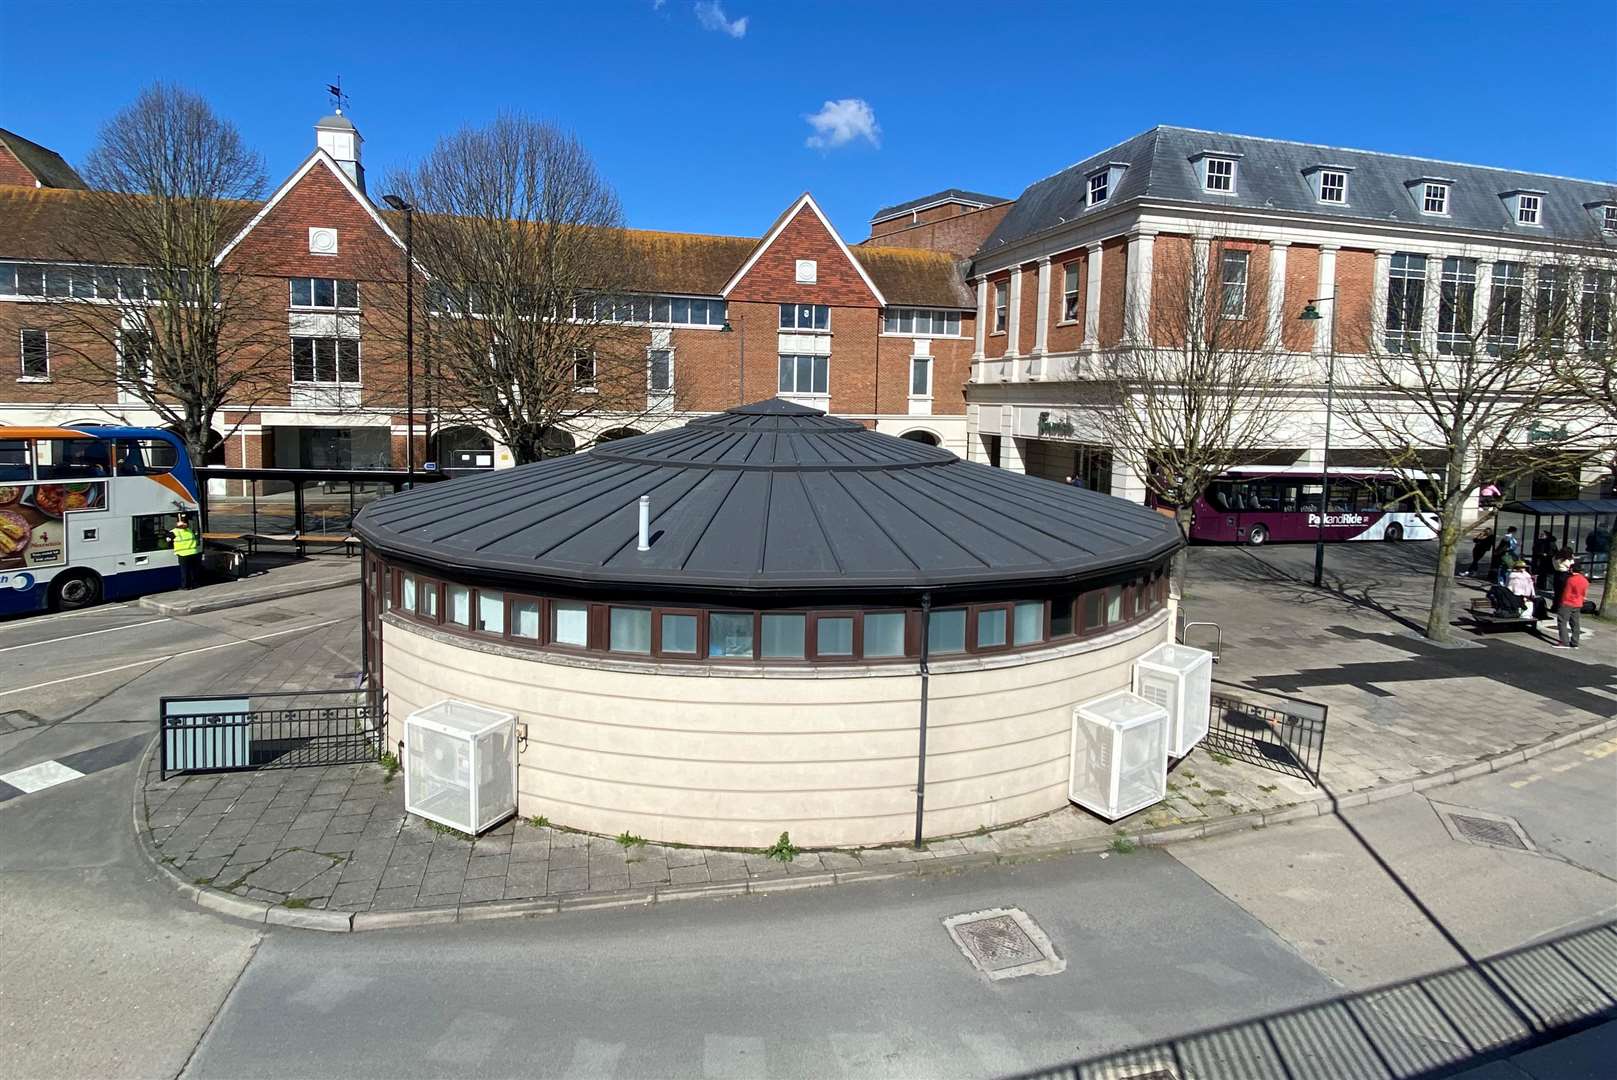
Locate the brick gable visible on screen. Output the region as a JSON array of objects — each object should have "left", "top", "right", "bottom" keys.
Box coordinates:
[
  {"left": 219, "top": 158, "right": 399, "bottom": 280},
  {"left": 0, "top": 144, "right": 37, "bottom": 188},
  {"left": 726, "top": 200, "right": 880, "bottom": 308}
]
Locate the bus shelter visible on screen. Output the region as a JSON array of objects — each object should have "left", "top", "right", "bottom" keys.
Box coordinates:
[{"left": 1497, "top": 499, "right": 1615, "bottom": 583}]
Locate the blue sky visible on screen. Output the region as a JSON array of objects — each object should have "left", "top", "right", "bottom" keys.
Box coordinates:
[{"left": 3, "top": 1, "right": 1614, "bottom": 240}]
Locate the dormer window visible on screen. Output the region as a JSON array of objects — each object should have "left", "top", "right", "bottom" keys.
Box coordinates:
[
  {"left": 1203, "top": 157, "right": 1237, "bottom": 194},
  {"left": 1305, "top": 164, "right": 1353, "bottom": 205},
  {"left": 1088, "top": 171, "right": 1109, "bottom": 206},
  {"left": 1422, "top": 183, "right": 1449, "bottom": 215},
  {"left": 1604, "top": 205, "right": 1617, "bottom": 234},
  {"left": 1517, "top": 193, "right": 1541, "bottom": 225}
]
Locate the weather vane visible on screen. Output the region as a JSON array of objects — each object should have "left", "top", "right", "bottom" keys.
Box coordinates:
[{"left": 326, "top": 77, "right": 350, "bottom": 114}]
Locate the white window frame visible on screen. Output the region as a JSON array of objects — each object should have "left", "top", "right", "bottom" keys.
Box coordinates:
[
  {"left": 778, "top": 303, "right": 830, "bottom": 332},
  {"left": 289, "top": 277, "right": 360, "bottom": 311},
  {"left": 881, "top": 308, "right": 964, "bottom": 337},
  {"left": 777, "top": 353, "right": 829, "bottom": 397},
  {"left": 1219, "top": 250, "right": 1249, "bottom": 319},
  {"left": 1421, "top": 183, "right": 1450, "bottom": 216},
  {"left": 1436, "top": 256, "right": 1478, "bottom": 355},
  {"left": 1517, "top": 193, "right": 1542, "bottom": 226},
  {"left": 18, "top": 327, "right": 49, "bottom": 381},
  {"left": 572, "top": 348, "right": 597, "bottom": 390},
  {"left": 1385, "top": 253, "right": 1427, "bottom": 354},
  {"left": 1318, "top": 170, "right": 1348, "bottom": 204},
  {"left": 1087, "top": 171, "right": 1109, "bottom": 207},
  {"left": 291, "top": 335, "right": 361, "bottom": 387},
  {"left": 647, "top": 346, "right": 674, "bottom": 394},
  {"left": 1061, "top": 263, "right": 1080, "bottom": 322},
  {"left": 909, "top": 354, "right": 933, "bottom": 399},
  {"left": 992, "top": 282, "right": 1008, "bottom": 334},
  {"left": 1202, "top": 157, "right": 1237, "bottom": 195},
  {"left": 1604, "top": 206, "right": 1617, "bottom": 234}
]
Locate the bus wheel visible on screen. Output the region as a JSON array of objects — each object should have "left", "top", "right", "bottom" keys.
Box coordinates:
[
  {"left": 1384, "top": 523, "right": 1404, "bottom": 543},
  {"left": 1247, "top": 524, "right": 1269, "bottom": 546},
  {"left": 52, "top": 571, "right": 102, "bottom": 611}
]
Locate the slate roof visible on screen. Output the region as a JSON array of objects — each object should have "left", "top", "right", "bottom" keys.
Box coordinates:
[
  {"left": 871, "top": 188, "right": 1010, "bottom": 224},
  {"left": 0, "top": 188, "right": 969, "bottom": 307},
  {"left": 353, "top": 398, "right": 1182, "bottom": 595},
  {"left": 0, "top": 128, "right": 88, "bottom": 190},
  {"left": 984, "top": 125, "right": 1617, "bottom": 254}
]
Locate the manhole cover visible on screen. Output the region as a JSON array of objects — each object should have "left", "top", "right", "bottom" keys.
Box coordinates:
[
  {"left": 240, "top": 608, "right": 297, "bottom": 625},
  {"left": 943, "top": 907, "right": 1065, "bottom": 981},
  {"left": 1450, "top": 814, "right": 1527, "bottom": 850},
  {"left": 1433, "top": 803, "right": 1535, "bottom": 852}
]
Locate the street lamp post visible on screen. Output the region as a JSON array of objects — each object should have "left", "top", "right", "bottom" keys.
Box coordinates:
[
  {"left": 1300, "top": 296, "right": 1337, "bottom": 588},
  {"left": 382, "top": 195, "right": 416, "bottom": 476}
]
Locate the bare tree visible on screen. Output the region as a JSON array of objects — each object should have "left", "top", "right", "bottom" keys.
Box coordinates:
[
  {"left": 1336, "top": 249, "right": 1607, "bottom": 640},
  {"left": 1085, "top": 233, "right": 1301, "bottom": 585},
  {"left": 379, "top": 116, "right": 657, "bottom": 465},
  {"left": 40, "top": 84, "right": 281, "bottom": 465},
  {"left": 1550, "top": 264, "right": 1617, "bottom": 615}
]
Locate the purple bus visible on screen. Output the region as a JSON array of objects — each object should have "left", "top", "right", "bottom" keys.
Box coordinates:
[{"left": 1189, "top": 467, "right": 1441, "bottom": 546}]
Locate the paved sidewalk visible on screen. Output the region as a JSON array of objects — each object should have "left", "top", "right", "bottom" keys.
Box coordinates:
[
  {"left": 138, "top": 554, "right": 358, "bottom": 616},
  {"left": 134, "top": 543, "right": 1617, "bottom": 928}
]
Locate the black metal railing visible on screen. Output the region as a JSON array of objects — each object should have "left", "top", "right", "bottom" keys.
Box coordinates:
[
  {"left": 159, "top": 688, "right": 385, "bottom": 780},
  {"left": 1205, "top": 680, "right": 1327, "bottom": 786}
]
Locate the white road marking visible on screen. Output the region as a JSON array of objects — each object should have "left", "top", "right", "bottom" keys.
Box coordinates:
[
  {"left": 561, "top": 1039, "right": 625, "bottom": 1080},
  {"left": 703, "top": 1034, "right": 766, "bottom": 1079},
  {"left": 0, "top": 617, "right": 170, "bottom": 653},
  {"left": 0, "top": 618, "right": 346, "bottom": 699},
  {"left": 1, "top": 759, "right": 84, "bottom": 793},
  {"left": 0, "top": 602, "right": 133, "bottom": 633}
]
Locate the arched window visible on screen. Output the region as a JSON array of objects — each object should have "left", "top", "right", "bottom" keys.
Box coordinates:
[
  {"left": 439, "top": 425, "right": 496, "bottom": 470},
  {"left": 595, "top": 427, "right": 645, "bottom": 445},
  {"left": 899, "top": 430, "right": 940, "bottom": 447}
]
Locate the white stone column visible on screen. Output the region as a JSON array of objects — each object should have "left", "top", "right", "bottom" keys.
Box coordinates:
[
  {"left": 1033, "top": 257, "right": 1051, "bottom": 357},
  {"left": 1000, "top": 434, "right": 1028, "bottom": 475},
  {"left": 1124, "top": 230, "right": 1155, "bottom": 342},
  {"left": 972, "top": 278, "right": 987, "bottom": 360},
  {"left": 1083, "top": 243, "right": 1103, "bottom": 348},
  {"left": 1421, "top": 252, "right": 1443, "bottom": 356},
  {"left": 1314, "top": 244, "right": 1339, "bottom": 354},
  {"left": 1267, "top": 240, "right": 1291, "bottom": 348},
  {"left": 1006, "top": 265, "right": 1023, "bottom": 363},
  {"left": 1372, "top": 249, "right": 1394, "bottom": 350},
  {"left": 1473, "top": 259, "right": 1494, "bottom": 344},
  {"left": 1109, "top": 450, "right": 1148, "bottom": 506}
]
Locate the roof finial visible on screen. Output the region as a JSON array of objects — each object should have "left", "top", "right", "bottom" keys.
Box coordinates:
[{"left": 325, "top": 77, "right": 349, "bottom": 115}]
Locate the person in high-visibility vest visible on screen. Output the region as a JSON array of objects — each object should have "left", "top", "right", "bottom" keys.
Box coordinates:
[{"left": 169, "top": 514, "right": 201, "bottom": 590}]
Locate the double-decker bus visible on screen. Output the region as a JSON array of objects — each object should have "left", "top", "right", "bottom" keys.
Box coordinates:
[
  {"left": 1189, "top": 466, "right": 1440, "bottom": 546},
  {"left": 0, "top": 426, "right": 197, "bottom": 614}
]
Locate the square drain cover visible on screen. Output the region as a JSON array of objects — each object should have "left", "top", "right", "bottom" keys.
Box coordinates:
[
  {"left": 943, "top": 907, "right": 1065, "bottom": 981},
  {"left": 1432, "top": 802, "right": 1534, "bottom": 852}
]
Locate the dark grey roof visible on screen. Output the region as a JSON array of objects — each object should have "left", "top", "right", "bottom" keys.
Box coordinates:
[
  {"left": 0, "top": 128, "right": 87, "bottom": 190},
  {"left": 983, "top": 125, "right": 1617, "bottom": 253},
  {"left": 1502, "top": 499, "right": 1617, "bottom": 516},
  {"left": 315, "top": 112, "right": 358, "bottom": 132},
  {"left": 353, "top": 399, "right": 1181, "bottom": 595},
  {"left": 871, "top": 188, "right": 1010, "bottom": 224}
]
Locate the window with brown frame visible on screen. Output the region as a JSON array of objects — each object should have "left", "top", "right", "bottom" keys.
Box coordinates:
[
  {"left": 1051, "top": 596, "right": 1076, "bottom": 637},
  {"left": 511, "top": 597, "right": 542, "bottom": 640},
  {"left": 552, "top": 600, "right": 590, "bottom": 648},
  {"left": 862, "top": 610, "right": 907, "bottom": 658},
  {"left": 973, "top": 603, "right": 1011, "bottom": 652},
  {"left": 657, "top": 610, "right": 701, "bottom": 656},
  {"left": 810, "top": 612, "right": 857, "bottom": 659}
]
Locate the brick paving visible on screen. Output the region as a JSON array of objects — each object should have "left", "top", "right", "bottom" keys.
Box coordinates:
[{"left": 136, "top": 545, "right": 1616, "bottom": 918}]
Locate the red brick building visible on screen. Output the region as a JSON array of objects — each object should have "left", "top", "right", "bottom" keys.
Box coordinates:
[{"left": 0, "top": 112, "right": 975, "bottom": 470}]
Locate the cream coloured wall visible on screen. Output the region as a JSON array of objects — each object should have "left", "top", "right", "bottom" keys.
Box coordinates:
[{"left": 380, "top": 611, "right": 1170, "bottom": 849}]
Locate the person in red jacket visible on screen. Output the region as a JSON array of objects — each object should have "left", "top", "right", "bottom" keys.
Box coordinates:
[{"left": 1552, "top": 563, "right": 1589, "bottom": 649}]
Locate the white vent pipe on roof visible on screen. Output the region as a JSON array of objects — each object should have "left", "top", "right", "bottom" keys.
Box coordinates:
[{"left": 637, "top": 495, "right": 651, "bottom": 552}]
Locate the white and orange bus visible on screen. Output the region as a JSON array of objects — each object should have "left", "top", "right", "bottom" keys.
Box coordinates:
[{"left": 0, "top": 426, "right": 198, "bottom": 614}]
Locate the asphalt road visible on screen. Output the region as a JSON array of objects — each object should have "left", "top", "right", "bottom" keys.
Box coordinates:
[{"left": 1, "top": 580, "right": 1613, "bottom": 1080}]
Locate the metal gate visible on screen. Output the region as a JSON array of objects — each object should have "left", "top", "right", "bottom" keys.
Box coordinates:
[
  {"left": 1205, "top": 681, "right": 1327, "bottom": 786},
  {"left": 159, "top": 688, "right": 385, "bottom": 780}
]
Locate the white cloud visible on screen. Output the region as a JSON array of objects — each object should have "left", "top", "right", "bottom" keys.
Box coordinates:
[
  {"left": 804, "top": 99, "right": 881, "bottom": 150},
  {"left": 694, "top": 2, "right": 747, "bottom": 38},
  {"left": 653, "top": 0, "right": 666, "bottom": 9}
]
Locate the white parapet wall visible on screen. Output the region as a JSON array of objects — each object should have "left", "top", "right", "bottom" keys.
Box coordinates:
[{"left": 379, "top": 611, "right": 1171, "bottom": 849}]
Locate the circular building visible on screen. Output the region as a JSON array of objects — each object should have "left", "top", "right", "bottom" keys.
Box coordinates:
[{"left": 354, "top": 399, "right": 1182, "bottom": 848}]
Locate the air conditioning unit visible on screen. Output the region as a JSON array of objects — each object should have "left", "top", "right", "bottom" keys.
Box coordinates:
[
  {"left": 1133, "top": 642, "right": 1214, "bottom": 759},
  {"left": 404, "top": 700, "right": 517, "bottom": 835},
  {"left": 1069, "top": 690, "right": 1169, "bottom": 821}
]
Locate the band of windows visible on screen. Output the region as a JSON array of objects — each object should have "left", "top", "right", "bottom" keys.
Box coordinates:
[{"left": 378, "top": 559, "right": 1171, "bottom": 665}]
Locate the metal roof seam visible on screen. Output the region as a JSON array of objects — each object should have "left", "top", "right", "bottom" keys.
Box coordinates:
[
  {"left": 452, "top": 461, "right": 654, "bottom": 557},
  {"left": 678, "top": 467, "right": 748, "bottom": 573},
  {"left": 823, "top": 469, "right": 923, "bottom": 572},
  {"left": 881, "top": 469, "right": 1058, "bottom": 567},
  {"left": 895, "top": 468, "right": 1107, "bottom": 559},
  {"left": 400, "top": 459, "right": 643, "bottom": 544},
  {"left": 938, "top": 466, "right": 1165, "bottom": 548},
  {"left": 793, "top": 469, "right": 847, "bottom": 577}
]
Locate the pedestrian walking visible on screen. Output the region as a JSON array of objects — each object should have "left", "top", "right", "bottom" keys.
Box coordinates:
[
  {"left": 169, "top": 514, "right": 201, "bottom": 591},
  {"left": 1494, "top": 526, "right": 1520, "bottom": 584},
  {"left": 1532, "top": 529, "right": 1556, "bottom": 589},
  {"left": 1552, "top": 562, "right": 1589, "bottom": 650}
]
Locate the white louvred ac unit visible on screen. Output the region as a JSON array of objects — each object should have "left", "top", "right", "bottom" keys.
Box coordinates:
[
  {"left": 404, "top": 700, "right": 518, "bottom": 836},
  {"left": 1068, "top": 690, "right": 1169, "bottom": 821},
  {"left": 1132, "top": 643, "right": 1214, "bottom": 759}
]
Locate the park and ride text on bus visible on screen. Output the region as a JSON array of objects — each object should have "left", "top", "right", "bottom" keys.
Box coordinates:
[
  {"left": 1189, "top": 466, "right": 1440, "bottom": 546},
  {"left": 0, "top": 426, "right": 197, "bottom": 614}
]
